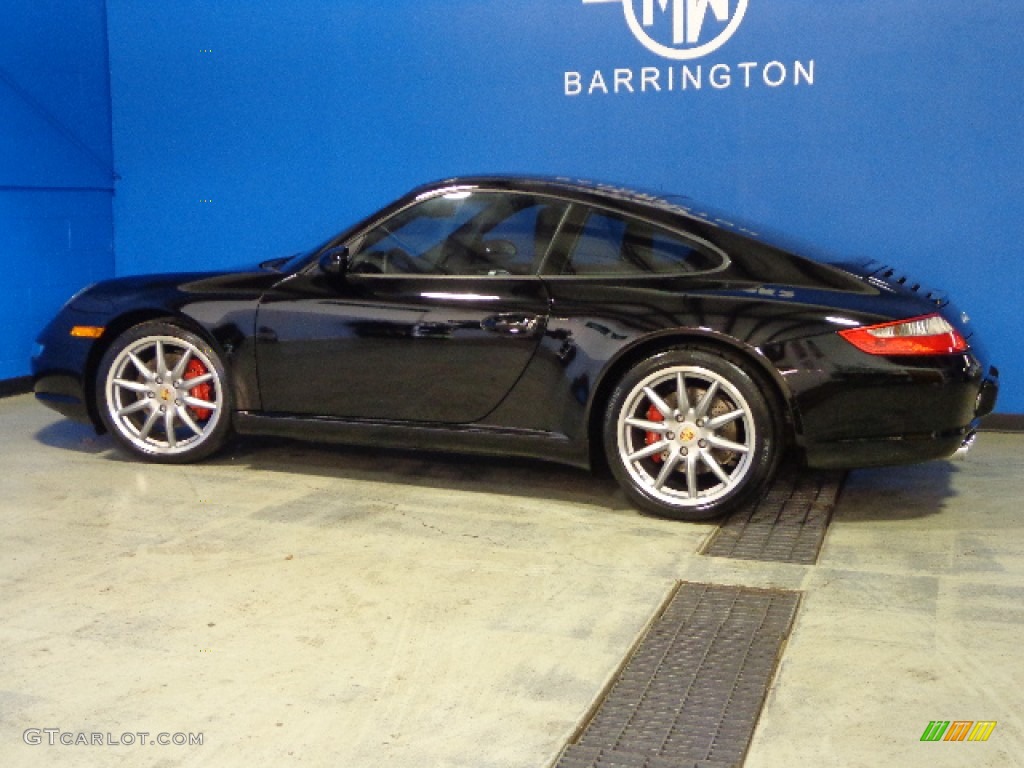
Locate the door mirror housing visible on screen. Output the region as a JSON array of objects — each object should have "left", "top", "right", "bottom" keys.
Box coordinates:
[{"left": 319, "top": 245, "right": 349, "bottom": 277}]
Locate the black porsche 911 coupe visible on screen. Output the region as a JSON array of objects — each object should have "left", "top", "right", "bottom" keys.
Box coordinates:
[{"left": 32, "top": 176, "right": 998, "bottom": 520}]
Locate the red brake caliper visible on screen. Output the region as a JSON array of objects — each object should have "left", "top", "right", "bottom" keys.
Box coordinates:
[
  {"left": 645, "top": 404, "right": 664, "bottom": 463},
  {"left": 183, "top": 358, "right": 212, "bottom": 420}
]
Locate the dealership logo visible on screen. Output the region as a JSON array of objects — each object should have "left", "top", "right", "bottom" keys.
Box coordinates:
[
  {"left": 583, "top": 0, "right": 748, "bottom": 60},
  {"left": 567, "top": 0, "right": 813, "bottom": 97}
]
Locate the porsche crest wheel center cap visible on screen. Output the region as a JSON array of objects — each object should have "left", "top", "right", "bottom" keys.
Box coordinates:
[{"left": 673, "top": 422, "right": 703, "bottom": 447}]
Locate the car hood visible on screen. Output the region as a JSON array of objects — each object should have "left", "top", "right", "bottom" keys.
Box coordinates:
[{"left": 67, "top": 268, "right": 279, "bottom": 313}]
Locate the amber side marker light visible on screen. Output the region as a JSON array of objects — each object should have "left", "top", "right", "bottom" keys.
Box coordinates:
[
  {"left": 839, "top": 313, "right": 968, "bottom": 356},
  {"left": 70, "top": 326, "right": 105, "bottom": 339}
]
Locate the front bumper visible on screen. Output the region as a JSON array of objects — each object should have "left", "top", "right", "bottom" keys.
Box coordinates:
[{"left": 31, "top": 313, "right": 107, "bottom": 426}]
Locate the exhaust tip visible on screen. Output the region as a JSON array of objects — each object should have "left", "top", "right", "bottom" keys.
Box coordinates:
[{"left": 952, "top": 430, "right": 978, "bottom": 461}]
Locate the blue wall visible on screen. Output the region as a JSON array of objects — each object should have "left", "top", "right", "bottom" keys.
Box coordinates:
[
  {"left": 1, "top": 0, "right": 115, "bottom": 380},
  {"left": 104, "top": 0, "right": 1023, "bottom": 412},
  {"left": 10, "top": 1, "right": 1021, "bottom": 411}
]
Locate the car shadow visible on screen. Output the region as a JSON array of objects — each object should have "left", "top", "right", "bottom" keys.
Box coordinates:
[
  {"left": 33, "top": 421, "right": 633, "bottom": 513},
  {"left": 34, "top": 419, "right": 113, "bottom": 455},
  {"left": 34, "top": 421, "right": 961, "bottom": 521},
  {"left": 832, "top": 459, "right": 959, "bottom": 522},
  {"left": 212, "top": 435, "right": 635, "bottom": 513}
]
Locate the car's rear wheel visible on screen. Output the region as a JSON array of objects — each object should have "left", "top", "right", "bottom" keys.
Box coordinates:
[
  {"left": 97, "top": 321, "right": 230, "bottom": 462},
  {"left": 604, "top": 347, "right": 780, "bottom": 520}
]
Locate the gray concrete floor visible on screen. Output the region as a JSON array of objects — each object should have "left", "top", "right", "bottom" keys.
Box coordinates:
[{"left": 0, "top": 392, "right": 1021, "bottom": 767}]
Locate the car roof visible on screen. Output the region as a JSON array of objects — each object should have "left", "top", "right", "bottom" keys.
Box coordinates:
[
  {"left": 417, "top": 175, "right": 764, "bottom": 240},
  {"left": 423, "top": 174, "right": 686, "bottom": 208}
]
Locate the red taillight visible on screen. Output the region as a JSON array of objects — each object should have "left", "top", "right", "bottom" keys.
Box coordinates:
[{"left": 838, "top": 313, "right": 968, "bottom": 356}]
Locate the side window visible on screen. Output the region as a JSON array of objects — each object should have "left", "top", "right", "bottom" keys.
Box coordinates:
[
  {"left": 349, "top": 192, "right": 566, "bottom": 276},
  {"left": 563, "top": 209, "right": 721, "bottom": 275}
]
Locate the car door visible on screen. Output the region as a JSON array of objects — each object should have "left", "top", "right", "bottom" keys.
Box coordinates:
[{"left": 254, "top": 190, "right": 568, "bottom": 423}]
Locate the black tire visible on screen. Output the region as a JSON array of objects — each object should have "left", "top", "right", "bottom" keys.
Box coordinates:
[
  {"left": 603, "top": 347, "right": 781, "bottom": 520},
  {"left": 96, "top": 321, "right": 231, "bottom": 463}
]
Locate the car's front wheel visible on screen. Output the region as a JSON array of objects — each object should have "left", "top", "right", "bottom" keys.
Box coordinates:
[
  {"left": 604, "top": 347, "right": 781, "bottom": 520},
  {"left": 97, "top": 321, "right": 231, "bottom": 462}
]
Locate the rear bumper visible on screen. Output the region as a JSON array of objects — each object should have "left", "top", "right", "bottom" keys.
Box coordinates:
[
  {"left": 804, "top": 427, "right": 979, "bottom": 469},
  {"left": 785, "top": 335, "right": 998, "bottom": 470}
]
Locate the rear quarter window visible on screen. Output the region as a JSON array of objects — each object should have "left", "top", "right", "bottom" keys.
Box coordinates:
[{"left": 563, "top": 208, "right": 723, "bottom": 276}]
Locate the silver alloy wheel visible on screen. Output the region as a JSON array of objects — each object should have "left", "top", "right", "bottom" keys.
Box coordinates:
[
  {"left": 616, "top": 364, "right": 756, "bottom": 509},
  {"left": 103, "top": 335, "right": 223, "bottom": 456}
]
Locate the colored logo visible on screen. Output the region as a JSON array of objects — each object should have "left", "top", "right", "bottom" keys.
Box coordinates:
[
  {"left": 920, "top": 721, "right": 997, "bottom": 742},
  {"left": 582, "top": 0, "right": 749, "bottom": 60}
]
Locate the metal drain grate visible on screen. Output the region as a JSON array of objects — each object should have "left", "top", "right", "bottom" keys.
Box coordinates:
[
  {"left": 555, "top": 582, "right": 800, "bottom": 768},
  {"left": 700, "top": 466, "right": 845, "bottom": 565}
]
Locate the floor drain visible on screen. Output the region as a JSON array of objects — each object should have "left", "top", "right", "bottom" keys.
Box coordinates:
[
  {"left": 555, "top": 582, "right": 800, "bottom": 768},
  {"left": 701, "top": 466, "right": 845, "bottom": 565}
]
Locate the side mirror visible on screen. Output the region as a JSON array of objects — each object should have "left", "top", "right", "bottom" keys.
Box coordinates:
[{"left": 319, "top": 245, "right": 349, "bottom": 277}]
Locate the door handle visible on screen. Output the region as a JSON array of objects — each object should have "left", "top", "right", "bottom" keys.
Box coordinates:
[
  {"left": 255, "top": 326, "right": 279, "bottom": 343},
  {"left": 481, "top": 314, "right": 543, "bottom": 337}
]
